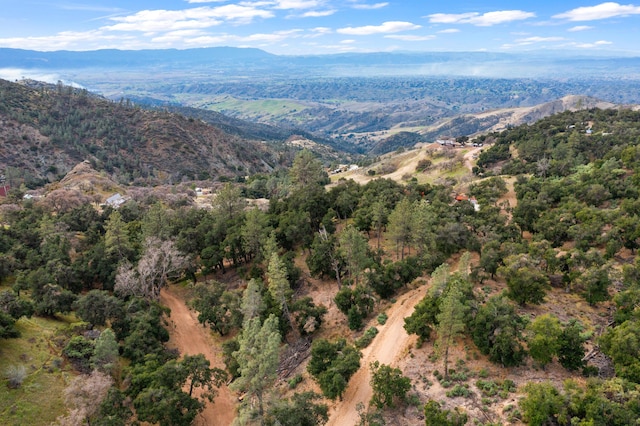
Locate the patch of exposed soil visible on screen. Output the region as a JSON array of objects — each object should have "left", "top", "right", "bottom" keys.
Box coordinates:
[
  {"left": 160, "top": 286, "right": 236, "bottom": 426},
  {"left": 326, "top": 283, "right": 431, "bottom": 425}
]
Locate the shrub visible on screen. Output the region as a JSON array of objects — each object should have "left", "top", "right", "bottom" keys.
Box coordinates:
[
  {"left": 63, "top": 335, "right": 95, "bottom": 373},
  {"left": 355, "top": 327, "right": 379, "bottom": 349},
  {"left": 287, "top": 374, "right": 303, "bottom": 389},
  {"left": 424, "top": 400, "right": 468, "bottom": 426},
  {"left": 369, "top": 361, "right": 411, "bottom": 409},
  {"left": 446, "top": 384, "right": 472, "bottom": 398},
  {"left": 416, "top": 158, "right": 433, "bottom": 172},
  {"left": 5, "top": 364, "right": 27, "bottom": 389}
]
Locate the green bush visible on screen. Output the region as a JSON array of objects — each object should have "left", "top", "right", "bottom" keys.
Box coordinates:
[
  {"left": 287, "top": 374, "right": 303, "bottom": 389},
  {"left": 63, "top": 335, "right": 95, "bottom": 372},
  {"left": 446, "top": 384, "right": 472, "bottom": 398},
  {"left": 355, "top": 327, "right": 379, "bottom": 349}
]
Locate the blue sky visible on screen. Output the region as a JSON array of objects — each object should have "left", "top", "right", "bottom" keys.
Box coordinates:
[{"left": 0, "top": 1, "right": 639, "bottom": 55}]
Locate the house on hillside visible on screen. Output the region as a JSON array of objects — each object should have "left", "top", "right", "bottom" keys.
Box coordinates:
[
  {"left": 437, "top": 138, "right": 457, "bottom": 147},
  {"left": 0, "top": 185, "right": 10, "bottom": 197},
  {"left": 454, "top": 194, "right": 480, "bottom": 211},
  {"left": 104, "top": 193, "right": 126, "bottom": 208}
]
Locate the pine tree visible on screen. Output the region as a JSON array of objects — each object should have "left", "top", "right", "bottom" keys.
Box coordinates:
[
  {"left": 436, "top": 282, "right": 466, "bottom": 378},
  {"left": 231, "top": 315, "right": 281, "bottom": 423},
  {"left": 92, "top": 328, "right": 119, "bottom": 374},
  {"left": 338, "top": 225, "right": 369, "bottom": 286},
  {"left": 267, "top": 252, "right": 292, "bottom": 323},
  {"left": 104, "top": 210, "right": 133, "bottom": 261},
  {"left": 241, "top": 278, "right": 265, "bottom": 323},
  {"left": 387, "top": 198, "right": 414, "bottom": 259}
]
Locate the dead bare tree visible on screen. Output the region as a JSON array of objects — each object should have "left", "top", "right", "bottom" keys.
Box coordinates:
[
  {"left": 55, "top": 370, "right": 113, "bottom": 426},
  {"left": 114, "top": 237, "right": 189, "bottom": 300}
]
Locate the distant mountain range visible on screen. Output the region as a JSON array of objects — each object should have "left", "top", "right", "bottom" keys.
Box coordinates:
[
  {"left": 2, "top": 47, "right": 640, "bottom": 160},
  {"left": 1, "top": 47, "right": 639, "bottom": 79}
]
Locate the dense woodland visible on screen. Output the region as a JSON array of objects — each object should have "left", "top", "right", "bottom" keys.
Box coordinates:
[{"left": 2, "top": 99, "right": 640, "bottom": 425}]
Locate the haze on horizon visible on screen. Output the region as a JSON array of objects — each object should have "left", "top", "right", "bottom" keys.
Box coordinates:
[{"left": 0, "top": 1, "right": 639, "bottom": 56}]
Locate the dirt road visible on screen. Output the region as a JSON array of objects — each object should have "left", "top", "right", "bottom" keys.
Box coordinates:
[
  {"left": 326, "top": 283, "right": 430, "bottom": 425},
  {"left": 160, "top": 286, "right": 236, "bottom": 426}
]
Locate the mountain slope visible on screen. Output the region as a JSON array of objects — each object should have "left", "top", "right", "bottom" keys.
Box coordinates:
[
  {"left": 369, "top": 95, "right": 628, "bottom": 154},
  {"left": 0, "top": 79, "right": 280, "bottom": 187}
]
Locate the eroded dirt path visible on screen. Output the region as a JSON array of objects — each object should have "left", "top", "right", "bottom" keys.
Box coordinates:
[
  {"left": 326, "top": 283, "right": 430, "bottom": 426},
  {"left": 160, "top": 286, "right": 236, "bottom": 426}
]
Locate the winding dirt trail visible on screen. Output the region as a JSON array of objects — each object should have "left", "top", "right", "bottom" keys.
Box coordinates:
[
  {"left": 326, "top": 283, "right": 430, "bottom": 426},
  {"left": 160, "top": 286, "right": 236, "bottom": 426}
]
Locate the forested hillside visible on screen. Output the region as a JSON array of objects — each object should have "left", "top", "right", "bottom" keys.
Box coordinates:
[
  {"left": 2, "top": 107, "right": 640, "bottom": 426},
  {"left": 0, "top": 79, "right": 285, "bottom": 187}
]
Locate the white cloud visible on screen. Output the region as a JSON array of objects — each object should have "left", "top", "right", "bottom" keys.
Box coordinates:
[
  {"left": 300, "top": 10, "right": 336, "bottom": 17},
  {"left": 337, "top": 21, "right": 421, "bottom": 35},
  {"left": 428, "top": 10, "right": 535, "bottom": 26},
  {"left": 351, "top": 2, "right": 389, "bottom": 10},
  {"left": 568, "top": 40, "right": 614, "bottom": 48},
  {"left": 0, "top": 30, "right": 126, "bottom": 51},
  {"left": 340, "top": 39, "right": 356, "bottom": 44},
  {"left": 304, "top": 27, "right": 332, "bottom": 37},
  {"left": 151, "top": 29, "right": 207, "bottom": 43},
  {"left": 501, "top": 36, "right": 567, "bottom": 49},
  {"left": 310, "top": 26, "right": 332, "bottom": 34},
  {"left": 384, "top": 34, "right": 436, "bottom": 41},
  {"left": 568, "top": 25, "right": 594, "bottom": 32},
  {"left": 515, "top": 36, "right": 565, "bottom": 44},
  {"left": 104, "top": 5, "right": 273, "bottom": 32},
  {"left": 427, "top": 12, "right": 476, "bottom": 24},
  {"left": 0, "top": 68, "right": 85, "bottom": 87},
  {"left": 273, "top": 0, "right": 325, "bottom": 9},
  {"left": 184, "top": 29, "right": 303, "bottom": 46},
  {"left": 553, "top": 2, "right": 640, "bottom": 21},
  {"left": 437, "top": 28, "right": 460, "bottom": 34}
]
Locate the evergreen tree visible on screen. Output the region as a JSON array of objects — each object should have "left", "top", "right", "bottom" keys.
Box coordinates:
[
  {"left": 369, "top": 361, "right": 411, "bottom": 409},
  {"left": 267, "top": 252, "right": 292, "bottom": 325},
  {"left": 290, "top": 150, "right": 328, "bottom": 191},
  {"left": 241, "top": 278, "right": 266, "bottom": 323},
  {"left": 231, "top": 315, "right": 281, "bottom": 422},
  {"left": 338, "top": 225, "right": 370, "bottom": 286},
  {"left": 387, "top": 198, "right": 414, "bottom": 259},
  {"left": 527, "top": 314, "right": 562, "bottom": 368},
  {"left": 558, "top": 320, "right": 586, "bottom": 371},
  {"left": 436, "top": 282, "right": 466, "bottom": 378},
  {"left": 500, "top": 254, "right": 550, "bottom": 306},
  {"left": 242, "top": 208, "right": 271, "bottom": 262},
  {"left": 92, "top": 328, "right": 119, "bottom": 374}
]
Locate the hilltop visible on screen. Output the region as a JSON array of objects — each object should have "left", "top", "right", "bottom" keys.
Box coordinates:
[{"left": 0, "top": 78, "right": 312, "bottom": 188}]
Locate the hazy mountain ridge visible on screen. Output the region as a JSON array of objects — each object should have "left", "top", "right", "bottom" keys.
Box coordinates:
[
  {"left": 2, "top": 47, "right": 639, "bottom": 79},
  {"left": 3, "top": 47, "right": 640, "bottom": 157}
]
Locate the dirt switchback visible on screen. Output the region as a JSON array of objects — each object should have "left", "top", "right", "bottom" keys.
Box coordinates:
[
  {"left": 327, "top": 284, "right": 430, "bottom": 425},
  {"left": 160, "top": 286, "right": 236, "bottom": 426}
]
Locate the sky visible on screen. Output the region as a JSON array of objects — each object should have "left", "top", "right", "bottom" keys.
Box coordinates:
[{"left": 0, "top": 1, "right": 639, "bottom": 55}]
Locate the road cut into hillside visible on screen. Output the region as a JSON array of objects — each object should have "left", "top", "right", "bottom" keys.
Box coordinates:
[
  {"left": 326, "top": 283, "right": 430, "bottom": 425},
  {"left": 160, "top": 286, "right": 236, "bottom": 426}
]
